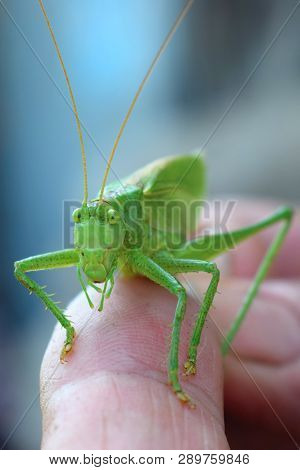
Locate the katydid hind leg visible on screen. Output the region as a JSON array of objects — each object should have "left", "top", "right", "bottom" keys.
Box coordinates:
[
  {"left": 176, "top": 206, "right": 293, "bottom": 355},
  {"left": 14, "top": 249, "right": 79, "bottom": 360},
  {"left": 221, "top": 207, "right": 293, "bottom": 355},
  {"left": 128, "top": 252, "right": 193, "bottom": 405},
  {"left": 153, "top": 255, "right": 220, "bottom": 375}
]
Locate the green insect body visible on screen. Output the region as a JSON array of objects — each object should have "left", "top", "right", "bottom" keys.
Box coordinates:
[
  {"left": 14, "top": 153, "right": 293, "bottom": 405},
  {"left": 14, "top": 1, "right": 294, "bottom": 406}
]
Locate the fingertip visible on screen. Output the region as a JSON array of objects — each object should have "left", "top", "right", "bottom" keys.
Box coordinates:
[{"left": 40, "top": 277, "right": 227, "bottom": 449}]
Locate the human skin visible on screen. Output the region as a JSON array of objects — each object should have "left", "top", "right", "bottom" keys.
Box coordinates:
[{"left": 40, "top": 200, "right": 300, "bottom": 449}]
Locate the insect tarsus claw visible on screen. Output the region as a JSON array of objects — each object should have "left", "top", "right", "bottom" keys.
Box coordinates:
[
  {"left": 184, "top": 360, "right": 196, "bottom": 376},
  {"left": 176, "top": 391, "right": 196, "bottom": 409},
  {"left": 60, "top": 344, "right": 72, "bottom": 363}
]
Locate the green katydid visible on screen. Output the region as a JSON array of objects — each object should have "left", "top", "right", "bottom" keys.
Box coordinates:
[{"left": 14, "top": 0, "right": 293, "bottom": 406}]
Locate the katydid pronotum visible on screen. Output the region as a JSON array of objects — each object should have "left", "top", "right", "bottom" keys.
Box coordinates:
[{"left": 15, "top": 0, "right": 293, "bottom": 406}]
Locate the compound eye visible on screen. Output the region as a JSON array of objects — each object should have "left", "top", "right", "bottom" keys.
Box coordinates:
[
  {"left": 107, "top": 208, "right": 119, "bottom": 224},
  {"left": 72, "top": 208, "right": 81, "bottom": 223}
]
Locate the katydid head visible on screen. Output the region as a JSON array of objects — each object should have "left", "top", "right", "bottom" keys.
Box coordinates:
[{"left": 72, "top": 203, "right": 124, "bottom": 283}]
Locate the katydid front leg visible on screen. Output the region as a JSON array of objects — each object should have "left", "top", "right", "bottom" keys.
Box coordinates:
[
  {"left": 14, "top": 249, "right": 79, "bottom": 361},
  {"left": 127, "top": 251, "right": 191, "bottom": 404}
]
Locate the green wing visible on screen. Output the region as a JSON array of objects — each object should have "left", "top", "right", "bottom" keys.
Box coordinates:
[{"left": 124, "top": 154, "right": 206, "bottom": 236}]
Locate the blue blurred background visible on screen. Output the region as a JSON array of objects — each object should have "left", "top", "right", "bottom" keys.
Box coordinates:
[{"left": 1, "top": 0, "right": 299, "bottom": 448}]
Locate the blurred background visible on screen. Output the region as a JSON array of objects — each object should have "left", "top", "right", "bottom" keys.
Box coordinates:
[{"left": 1, "top": 0, "right": 299, "bottom": 449}]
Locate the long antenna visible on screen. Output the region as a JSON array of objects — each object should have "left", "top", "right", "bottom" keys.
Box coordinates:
[
  {"left": 38, "top": 0, "right": 89, "bottom": 204},
  {"left": 98, "top": 0, "right": 194, "bottom": 201}
]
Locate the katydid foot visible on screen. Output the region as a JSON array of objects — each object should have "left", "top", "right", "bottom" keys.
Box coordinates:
[
  {"left": 184, "top": 359, "right": 196, "bottom": 376},
  {"left": 175, "top": 390, "right": 196, "bottom": 409},
  {"left": 169, "top": 369, "right": 196, "bottom": 408},
  {"left": 60, "top": 326, "right": 76, "bottom": 363}
]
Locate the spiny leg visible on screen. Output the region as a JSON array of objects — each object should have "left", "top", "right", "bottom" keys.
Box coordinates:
[
  {"left": 128, "top": 252, "right": 191, "bottom": 404},
  {"left": 172, "top": 206, "right": 293, "bottom": 355},
  {"left": 14, "top": 249, "right": 79, "bottom": 361},
  {"left": 153, "top": 255, "right": 220, "bottom": 375}
]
